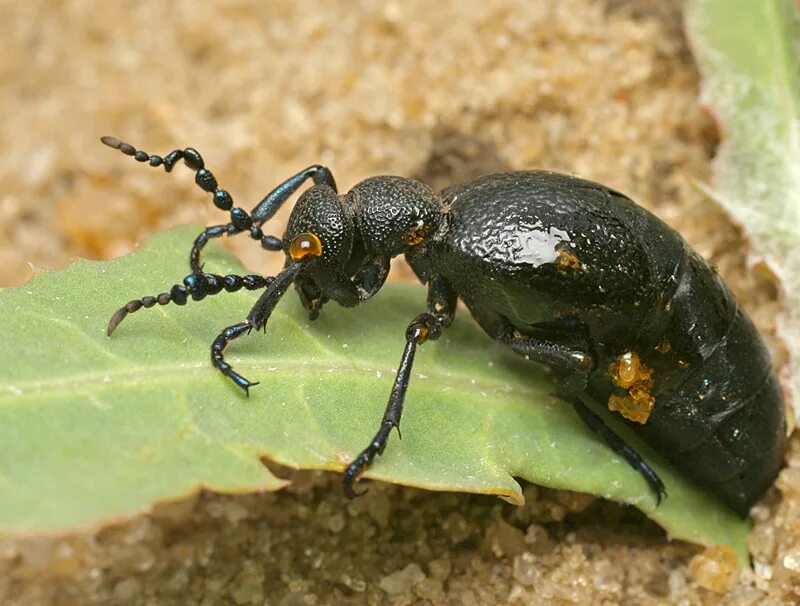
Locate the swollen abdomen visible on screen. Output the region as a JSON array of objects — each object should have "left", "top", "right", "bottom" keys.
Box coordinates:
[{"left": 640, "top": 253, "right": 786, "bottom": 515}]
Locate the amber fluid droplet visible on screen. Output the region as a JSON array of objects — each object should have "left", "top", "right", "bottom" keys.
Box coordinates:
[
  {"left": 618, "top": 352, "right": 640, "bottom": 386},
  {"left": 289, "top": 232, "right": 323, "bottom": 260}
]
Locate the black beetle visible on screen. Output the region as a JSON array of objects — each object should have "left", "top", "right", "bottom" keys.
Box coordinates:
[{"left": 102, "top": 136, "right": 786, "bottom": 515}]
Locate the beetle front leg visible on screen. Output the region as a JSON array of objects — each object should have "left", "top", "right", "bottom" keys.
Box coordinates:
[
  {"left": 210, "top": 262, "right": 303, "bottom": 394},
  {"left": 343, "top": 277, "right": 456, "bottom": 497},
  {"left": 211, "top": 321, "right": 258, "bottom": 394}
]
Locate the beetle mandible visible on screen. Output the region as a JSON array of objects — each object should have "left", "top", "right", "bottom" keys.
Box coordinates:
[{"left": 102, "top": 136, "right": 786, "bottom": 515}]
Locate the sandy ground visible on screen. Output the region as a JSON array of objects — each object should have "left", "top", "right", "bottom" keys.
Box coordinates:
[{"left": 1, "top": 0, "right": 798, "bottom": 604}]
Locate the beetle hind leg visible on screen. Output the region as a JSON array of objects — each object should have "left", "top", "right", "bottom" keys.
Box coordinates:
[{"left": 570, "top": 395, "right": 667, "bottom": 505}]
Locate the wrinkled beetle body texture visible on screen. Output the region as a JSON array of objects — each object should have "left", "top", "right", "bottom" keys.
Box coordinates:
[
  {"left": 104, "top": 136, "right": 786, "bottom": 516},
  {"left": 409, "top": 173, "right": 785, "bottom": 515}
]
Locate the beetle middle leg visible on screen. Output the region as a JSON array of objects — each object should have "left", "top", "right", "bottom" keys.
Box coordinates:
[
  {"left": 212, "top": 255, "right": 391, "bottom": 394},
  {"left": 467, "top": 307, "right": 596, "bottom": 374},
  {"left": 343, "top": 277, "right": 456, "bottom": 497}
]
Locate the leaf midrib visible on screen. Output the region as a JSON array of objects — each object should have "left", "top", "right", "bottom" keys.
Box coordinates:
[{"left": 0, "top": 358, "right": 551, "bottom": 405}]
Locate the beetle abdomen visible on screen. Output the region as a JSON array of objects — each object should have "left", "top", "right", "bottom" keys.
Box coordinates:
[
  {"left": 428, "top": 170, "right": 785, "bottom": 514},
  {"left": 639, "top": 251, "right": 785, "bottom": 515}
]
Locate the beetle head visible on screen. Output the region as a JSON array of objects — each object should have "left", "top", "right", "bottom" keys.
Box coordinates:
[
  {"left": 280, "top": 177, "right": 441, "bottom": 314},
  {"left": 284, "top": 184, "right": 353, "bottom": 265},
  {"left": 281, "top": 184, "right": 354, "bottom": 308}
]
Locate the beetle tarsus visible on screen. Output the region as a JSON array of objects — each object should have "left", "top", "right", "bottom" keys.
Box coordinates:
[
  {"left": 235, "top": 376, "right": 259, "bottom": 397},
  {"left": 342, "top": 462, "right": 370, "bottom": 499},
  {"left": 190, "top": 225, "right": 236, "bottom": 274},
  {"left": 342, "top": 480, "right": 368, "bottom": 500},
  {"left": 571, "top": 396, "right": 667, "bottom": 506},
  {"left": 224, "top": 366, "right": 259, "bottom": 396},
  {"left": 207, "top": 265, "right": 303, "bottom": 392},
  {"left": 343, "top": 421, "right": 395, "bottom": 499},
  {"left": 211, "top": 321, "right": 255, "bottom": 393},
  {"left": 654, "top": 483, "right": 667, "bottom": 506}
]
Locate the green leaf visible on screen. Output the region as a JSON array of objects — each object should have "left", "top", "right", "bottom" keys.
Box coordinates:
[
  {"left": 687, "top": 0, "right": 800, "bottom": 420},
  {"left": 0, "top": 226, "right": 748, "bottom": 562}
]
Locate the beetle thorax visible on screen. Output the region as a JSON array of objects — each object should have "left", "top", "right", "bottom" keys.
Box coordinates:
[{"left": 344, "top": 176, "right": 442, "bottom": 257}]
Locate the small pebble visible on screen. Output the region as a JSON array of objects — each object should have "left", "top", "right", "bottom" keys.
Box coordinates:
[{"left": 379, "top": 563, "right": 425, "bottom": 595}]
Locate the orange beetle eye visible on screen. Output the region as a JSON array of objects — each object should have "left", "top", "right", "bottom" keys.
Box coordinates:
[{"left": 289, "top": 232, "right": 323, "bottom": 261}]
